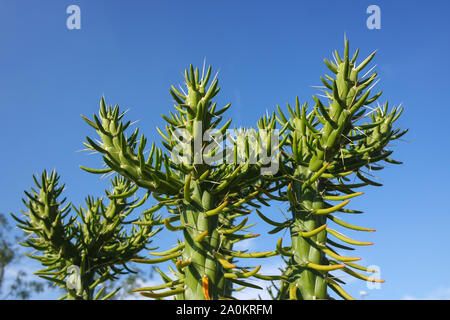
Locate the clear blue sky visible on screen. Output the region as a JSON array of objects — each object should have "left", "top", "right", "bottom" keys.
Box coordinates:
[{"left": 1, "top": 0, "right": 449, "bottom": 300}]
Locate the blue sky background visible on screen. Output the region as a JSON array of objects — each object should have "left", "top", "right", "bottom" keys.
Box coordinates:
[{"left": 1, "top": 0, "right": 449, "bottom": 300}]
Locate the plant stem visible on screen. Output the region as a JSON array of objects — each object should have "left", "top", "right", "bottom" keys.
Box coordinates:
[
  {"left": 181, "top": 191, "right": 224, "bottom": 299},
  {"left": 289, "top": 167, "right": 327, "bottom": 300}
]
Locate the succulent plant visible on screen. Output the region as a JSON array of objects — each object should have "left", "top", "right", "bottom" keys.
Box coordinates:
[
  {"left": 12, "top": 171, "right": 159, "bottom": 299},
  {"left": 15, "top": 39, "right": 405, "bottom": 300},
  {"left": 81, "top": 65, "right": 285, "bottom": 299},
  {"left": 259, "top": 39, "right": 407, "bottom": 300}
]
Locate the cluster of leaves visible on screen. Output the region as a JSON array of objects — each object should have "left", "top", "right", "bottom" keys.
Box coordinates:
[
  {"left": 261, "top": 39, "right": 406, "bottom": 300},
  {"left": 81, "top": 65, "right": 285, "bottom": 299},
  {"left": 11, "top": 171, "right": 159, "bottom": 299}
]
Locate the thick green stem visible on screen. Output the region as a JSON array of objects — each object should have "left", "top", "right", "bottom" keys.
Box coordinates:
[
  {"left": 289, "top": 167, "right": 328, "bottom": 300},
  {"left": 181, "top": 190, "right": 225, "bottom": 300}
]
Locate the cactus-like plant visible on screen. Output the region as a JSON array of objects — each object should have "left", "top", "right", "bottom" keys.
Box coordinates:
[
  {"left": 12, "top": 171, "right": 159, "bottom": 299},
  {"left": 81, "top": 65, "right": 284, "bottom": 299},
  {"left": 14, "top": 39, "right": 405, "bottom": 300},
  {"left": 258, "top": 40, "right": 407, "bottom": 300}
]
